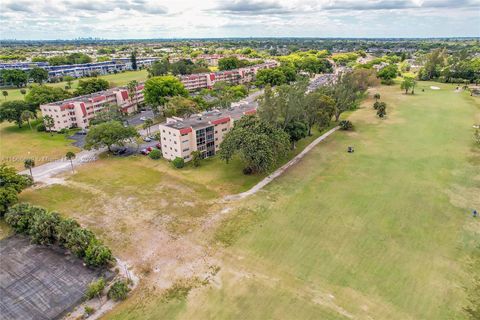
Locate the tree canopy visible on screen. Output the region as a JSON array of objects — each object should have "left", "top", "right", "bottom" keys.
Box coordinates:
[
  {"left": 219, "top": 115, "right": 290, "bottom": 174},
  {"left": 75, "top": 78, "right": 110, "bottom": 96},
  {"left": 0, "top": 100, "right": 36, "bottom": 127},
  {"left": 25, "top": 85, "right": 71, "bottom": 108},
  {"left": 85, "top": 121, "right": 139, "bottom": 152},
  {"left": 143, "top": 76, "right": 188, "bottom": 108}
]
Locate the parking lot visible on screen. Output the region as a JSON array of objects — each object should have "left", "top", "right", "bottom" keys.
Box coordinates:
[{"left": 0, "top": 236, "right": 105, "bottom": 320}]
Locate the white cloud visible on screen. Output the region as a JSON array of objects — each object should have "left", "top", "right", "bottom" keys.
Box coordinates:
[{"left": 1, "top": 0, "right": 479, "bottom": 39}]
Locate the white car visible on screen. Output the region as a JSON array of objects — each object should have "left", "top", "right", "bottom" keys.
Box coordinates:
[
  {"left": 143, "top": 137, "right": 152, "bottom": 142},
  {"left": 140, "top": 117, "right": 147, "bottom": 121}
]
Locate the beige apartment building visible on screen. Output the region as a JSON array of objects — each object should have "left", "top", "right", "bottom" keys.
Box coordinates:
[
  {"left": 159, "top": 104, "right": 256, "bottom": 162},
  {"left": 40, "top": 84, "right": 144, "bottom": 131}
]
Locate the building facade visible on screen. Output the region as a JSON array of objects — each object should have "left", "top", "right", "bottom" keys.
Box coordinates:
[
  {"left": 179, "top": 61, "right": 278, "bottom": 91},
  {"left": 40, "top": 83, "right": 144, "bottom": 131},
  {"left": 159, "top": 103, "right": 256, "bottom": 162}
]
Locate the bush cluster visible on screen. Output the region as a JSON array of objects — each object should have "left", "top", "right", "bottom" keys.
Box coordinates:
[
  {"left": 148, "top": 149, "right": 162, "bottom": 160},
  {"left": 107, "top": 280, "right": 130, "bottom": 301},
  {"left": 4, "top": 203, "right": 113, "bottom": 268},
  {"left": 172, "top": 157, "right": 185, "bottom": 169}
]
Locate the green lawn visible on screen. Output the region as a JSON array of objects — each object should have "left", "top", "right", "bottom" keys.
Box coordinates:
[
  {"left": 0, "top": 119, "right": 79, "bottom": 170},
  {"left": 105, "top": 82, "right": 479, "bottom": 319},
  {"left": 1, "top": 70, "right": 148, "bottom": 102}
]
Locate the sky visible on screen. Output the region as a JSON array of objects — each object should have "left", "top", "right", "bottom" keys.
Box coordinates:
[{"left": 1, "top": 0, "right": 480, "bottom": 40}]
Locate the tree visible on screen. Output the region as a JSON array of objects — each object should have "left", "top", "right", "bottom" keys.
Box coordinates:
[
  {"left": 143, "top": 76, "right": 188, "bottom": 113},
  {"left": 66, "top": 227, "right": 95, "bottom": 257},
  {"left": 131, "top": 51, "right": 137, "bottom": 71},
  {"left": 127, "top": 80, "right": 139, "bottom": 110},
  {"left": 219, "top": 116, "right": 290, "bottom": 174},
  {"left": 418, "top": 48, "right": 447, "bottom": 80},
  {"left": 164, "top": 96, "right": 198, "bottom": 118},
  {"left": 25, "top": 85, "right": 71, "bottom": 109},
  {"left": 84, "top": 240, "right": 113, "bottom": 267},
  {"left": 66, "top": 151, "right": 76, "bottom": 173},
  {"left": 377, "top": 102, "right": 387, "bottom": 118},
  {"left": 0, "top": 100, "right": 33, "bottom": 128},
  {"left": 148, "top": 59, "right": 170, "bottom": 77},
  {"left": 1, "top": 69, "right": 28, "bottom": 87},
  {"left": 21, "top": 110, "right": 34, "bottom": 130},
  {"left": 377, "top": 64, "right": 398, "bottom": 84},
  {"left": 85, "top": 121, "right": 139, "bottom": 153},
  {"left": 75, "top": 78, "right": 109, "bottom": 96},
  {"left": 285, "top": 121, "right": 308, "bottom": 149},
  {"left": 64, "top": 76, "right": 75, "bottom": 88},
  {"left": 191, "top": 150, "right": 201, "bottom": 167},
  {"left": 218, "top": 57, "right": 241, "bottom": 70},
  {"left": 55, "top": 218, "right": 80, "bottom": 247},
  {"left": 29, "top": 67, "right": 49, "bottom": 85},
  {"left": 0, "top": 187, "right": 18, "bottom": 217},
  {"left": 401, "top": 76, "right": 416, "bottom": 94},
  {"left": 43, "top": 115, "right": 55, "bottom": 134},
  {"left": 142, "top": 118, "right": 153, "bottom": 136},
  {"left": 20, "top": 88, "right": 27, "bottom": 96},
  {"left": 374, "top": 93, "right": 381, "bottom": 102},
  {"left": 256, "top": 68, "right": 287, "bottom": 86},
  {"left": 108, "top": 280, "right": 130, "bottom": 301},
  {"left": 172, "top": 157, "right": 185, "bottom": 169},
  {"left": 0, "top": 164, "right": 32, "bottom": 193},
  {"left": 24, "top": 158, "right": 35, "bottom": 180},
  {"left": 2, "top": 91, "right": 7, "bottom": 100},
  {"left": 85, "top": 278, "right": 106, "bottom": 300},
  {"left": 339, "top": 120, "right": 353, "bottom": 130},
  {"left": 148, "top": 149, "right": 162, "bottom": 160},
  {"left": 5, "top": 203, "right": 44, "bottom": 234},
  {"left": 30, "top": 210, "right": 61, "bottom": 245},
  {"left": 304, "top": 92, "right": 335, "bottom": 135}
]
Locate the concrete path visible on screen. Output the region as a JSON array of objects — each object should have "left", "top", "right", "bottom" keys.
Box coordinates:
[
  {"left": 224, "top": 126, "right": 340, "bottom": 201},
  {"left": 20, "top": 148, "right": 104, "bottom": 184}
]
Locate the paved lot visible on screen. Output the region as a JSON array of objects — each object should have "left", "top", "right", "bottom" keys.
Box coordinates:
[{"left": 0, "top": 236, "right": 103, "bottom": 320}]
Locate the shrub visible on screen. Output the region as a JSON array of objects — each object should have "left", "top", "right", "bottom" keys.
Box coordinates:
[
  {"left": 172, "top": 157, "right": 185, "bottom": 169},
  {"left": 339, "top": 120, "right": 353, "bottom": 131},
  {"left": 84, "top": 306, "right": 95, "bottom": 317},
  {"left": 36, "top": 123, "right": 46, "bottom": 132},
  {"left": 66, "top": 227, "right": 95, "bottom": 257},
  {"left": 85, "top": 277, "right": 105, "bottom": 299},
  {"left": 191, "top": 151, "right": 201, "bottom": 167},
  {"left": 58, "top": 128, "right": 69, "bottom": 134},
  {"left": 30, "top": 211, "right": 61, "bottom": 245},
  {"left": 5, "top": 203, "right": 45, "bottom": 234},
  {"left": 0, "top": 187, "right": 18, "bottom": 217},
  {"left": 108, "top": 280, "right": 130, "bottom": 301},
  {"left": 148, "top": 149, "right": 162, "bottom": 160},
  {"left": 56, "top": 218, "right": 80, "bottom": 247},
  {"left": 373, "top": 101, "right": 381, "bottom": 110},
  {"left": 84, "top": 240, "right": 113, "bottom": 267}
]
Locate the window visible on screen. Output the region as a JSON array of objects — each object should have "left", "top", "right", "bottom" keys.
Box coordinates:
[{"left": 183, "top": 148, "right": 189, "bottom": 152}]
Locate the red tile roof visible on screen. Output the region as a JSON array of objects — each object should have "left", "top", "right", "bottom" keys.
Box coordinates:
[
  {"left": 91, "top": 96, "right": 106, "bottom": 103},
  {"left": 179, "top": 127, "right": 192, "bottom": 135},
  {"left": 244, "top": 109, "right": 256, "bottom": 115},
  {"left": 211, "top": 117, "right": 230, "bottom": 125}
]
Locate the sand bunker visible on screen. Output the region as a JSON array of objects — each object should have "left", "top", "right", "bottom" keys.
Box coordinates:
[{"left": 430, "top": 86, "right": 440, "bottom": 90}]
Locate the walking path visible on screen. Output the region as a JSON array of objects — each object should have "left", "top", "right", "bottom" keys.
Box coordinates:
[
  {"left": 20, "top": 148, "right": 104, "bottom": 184},
  {"left": 224, "top": 126, "right": 340, "bottom": 201}
]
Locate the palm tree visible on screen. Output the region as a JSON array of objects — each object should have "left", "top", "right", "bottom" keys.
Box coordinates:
[
  {"left": 142, "top": 118, "right": 153, "bottom": 136},
  {"left": 373, "top": 93, "right": 380, "bottom": 102},
  {"left": 24, "top": 158, "right": 35, "bottom": 180},
  {"left": 43, "top": 115, "right": 55, "bottom": 135},
  {"left": 21, "top": 110, "right": 34, "bottom": 131},
  {"left": 127, "top": 80, "right": 139, "bottom": 111},
  {"left": 65, "top": 151, "right": 76, "bottom": 173},
  {"left": 2, "top": 91, "right": 8, "bottom": 100}
]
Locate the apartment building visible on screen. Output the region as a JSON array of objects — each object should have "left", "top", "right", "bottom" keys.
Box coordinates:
[
  {"left": 40, "top": 84, "right": 145, "bottom": 131},
  {"left": 159, "top": 103, "right": 257, "bottom": 162},
  {"left": 179, "top": 61, "right": 278, "bottom": 91}
]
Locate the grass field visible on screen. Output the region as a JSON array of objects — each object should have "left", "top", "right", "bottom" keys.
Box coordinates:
[
  {"left": 1, "top": 70, "right": 148, "bottom": 102},
  {"left": 102, "top": 81, "right": 479, "bottom": 319},
  {"left": 0, "top": 119, "right": 79, "bottom": 170}
]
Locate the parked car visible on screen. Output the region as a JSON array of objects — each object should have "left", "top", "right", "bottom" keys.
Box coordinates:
[
  {"left": 140, "top": 147, "right": 153, "bottom": 155},
  {"left": 77, "top": 129, "right": 88, "bottom": 135},
  {"left": 140, "top": 117, "right": 147, "bottom": 121},
  {"left": 155, "top": 143, "right": 162, "bottom": 150},
  {"left": 143, "top": 137, "right": 152, "bottom": 142}
]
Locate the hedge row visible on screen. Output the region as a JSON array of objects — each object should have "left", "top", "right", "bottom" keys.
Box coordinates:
[{"left": 5, "top": 203, "right": 113, "bottom": 268}]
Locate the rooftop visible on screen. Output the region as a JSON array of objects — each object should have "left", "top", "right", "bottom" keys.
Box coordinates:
[{"left": 162, "top": 102, "right": 256, "bottom": 131}]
